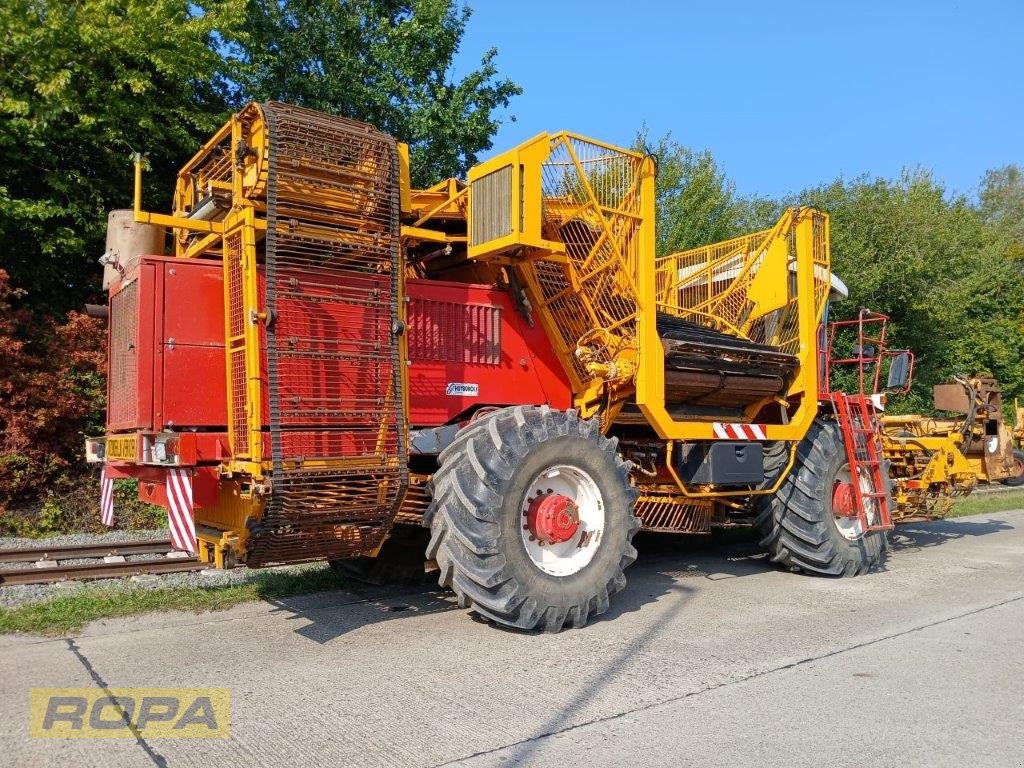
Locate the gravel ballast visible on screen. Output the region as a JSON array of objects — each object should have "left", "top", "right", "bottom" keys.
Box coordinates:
[{"left": 0, "top": 528, "right": 323, "bottom": 608}]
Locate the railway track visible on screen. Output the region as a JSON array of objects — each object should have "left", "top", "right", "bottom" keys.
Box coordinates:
[
  {"left": 0, "top": 538, "right": 205, "bottom": 586},
  {"left": 2, "top": 481, "right": 1020, "bottom": 589}
]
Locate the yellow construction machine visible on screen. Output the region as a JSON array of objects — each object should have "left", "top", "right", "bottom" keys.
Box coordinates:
[
  {"left": 1013, "top": 398, "right": 1024, "bottom": 478},
  {"left": 882, "top": 376, "right": 1024, "bottom": 518},
  {"left": 89, "top": 102, "right": 905, "bottom": 631}
]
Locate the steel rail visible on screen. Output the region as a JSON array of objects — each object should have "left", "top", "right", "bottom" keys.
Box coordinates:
[
  {"left": 0, "top": 538, "right": 174, "bottom": 564},
  {"left": 0, "top": 556, "right": 204, "bottom": 586}
]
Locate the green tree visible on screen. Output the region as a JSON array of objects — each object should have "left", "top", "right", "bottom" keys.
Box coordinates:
[
  {"left": 223, "top": 0, "right": 521, "bottom": 186},
  {"left": 644, "top": 132, "right": 743, "bottom": 255},
  {"left": 0, "top": 0, "right": 243, "bottom": 316},
  {"left": 796, "top": 170, "right": 1024, "bottom": 409},
  {"left": 979, "top": 164, "right": 1024, "bottom": 259}
]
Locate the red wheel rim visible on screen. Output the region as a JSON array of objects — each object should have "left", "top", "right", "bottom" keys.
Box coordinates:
[
  {"left": 525, "top": 493, "right": 580, "bottom": 545},
  {"left": 832, "top": 480, "right": 858, "bottom": 519}
]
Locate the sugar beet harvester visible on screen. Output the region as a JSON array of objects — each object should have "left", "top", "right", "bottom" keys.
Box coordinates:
[{"left": 88, "top": 102, "right": 907, "bottom": 631}]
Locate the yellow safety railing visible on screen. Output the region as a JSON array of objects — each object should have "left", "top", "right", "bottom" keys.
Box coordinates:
[
  {"left": 654, "top": 208, "right": 831, "bottom": 356},
  {"left": 515, "top": 133, "right": 653, "bottom": 403}
]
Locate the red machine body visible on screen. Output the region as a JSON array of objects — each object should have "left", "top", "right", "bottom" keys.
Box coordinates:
[
  {"left": 107, "top": 255, "right": 228, "bottom": 434},
  {"left": 102, "top": 256, "right": 571, "bottom": 501},
  {"left": 404, "top": 278, "right": 570, "bottom": 425}
]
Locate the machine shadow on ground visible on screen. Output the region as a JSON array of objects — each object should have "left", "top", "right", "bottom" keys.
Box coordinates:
[
  {"left": 889, "top": 516, "right": 1015, "bottom": 552},
  {"left": 258, "top": 513, "right": 1013, "bottom": 645},
  {"left": 465, "top": 574, "right": 703, "bottom": 767},
  {"left": 263, "top": 527, "right": 772, "bottom": 644}
]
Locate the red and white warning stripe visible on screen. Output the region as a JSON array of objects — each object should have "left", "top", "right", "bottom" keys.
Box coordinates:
[
  {"left": 712, "top": 422, "right": 768, "bottom": 440},
  {"left": 166, "top": 468, "right": 197, "bottom": 553},
  {"left": 100, "top": 468, "right": 115, "bottom": 527}
]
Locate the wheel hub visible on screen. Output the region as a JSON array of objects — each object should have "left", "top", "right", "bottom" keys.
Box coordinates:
[
  {"left": 832, "top": 481, "right": 858, "bottom": 518},
  {"left": 525, "top": 492, "right": 580, "bottom": 545}
]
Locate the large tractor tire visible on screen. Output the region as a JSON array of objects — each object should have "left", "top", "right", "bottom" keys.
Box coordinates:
[
  {"left": 1000, "top": 449, "right": 1024, "bottom": 487},
  {"left": 425, "top": 405, "right": 640, "bottom": 632},
  {"left": 754, "top": 417, "right": 889, "bottom": 576}
]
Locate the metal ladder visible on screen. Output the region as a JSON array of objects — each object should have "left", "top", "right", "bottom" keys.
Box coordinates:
[{"left": 831, "top": 392, "right": 894, "bottom": 532}]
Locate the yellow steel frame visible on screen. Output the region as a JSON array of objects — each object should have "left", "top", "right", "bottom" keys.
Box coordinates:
[
  {"left": 881, "top": 374, "right": 1020, "bottom": 519},
  {"left": 136, "top": 102, "right": 417, "bottom": 485},
  {"left": 132, "top": 102, "right": 420, "bottom": 558},
  {"left": 462, "top": 129, "right": 831, "bottom": 445},
  {"left": 220, "top": 206, "right": 264, "bottom": 477},
  {"left": 663, "top": 441, "right": 799, "bottom": 498},
  {"left": 883, "top": 433, "right": 977, "bottom": 481},
  {"left": 881, "top": 430, "right": 977, "bottom": 518},
  {"left": 641, "top": 208, "right": 830, "bottom": 440},
  {"left": 132, "top": 105, "right": 274, "bottom": 480},
  {"left": 467, "top": 132, "right": 650, "bottom": 414},
  {"left": 466, "top": 133, "right": 567, "bottom": 259},
  {"left": 132, "top": 106, "right": 841, "bottom": 529},
  {"left": 133, "top": 155, "right": 222, "bottom": 236}
]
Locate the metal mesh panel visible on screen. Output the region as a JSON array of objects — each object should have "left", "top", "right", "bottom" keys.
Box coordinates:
[
  {"left": 470, "top": 165, "right": 513, "bottom": 245},
  {"left": 227, "top": 234, "right": 244, "bottom": 338},
  {"left": 394, "top": 477, "right": 430, "bottom": 524},
  {"left": 655, "top": 228, "right": 771, "bottom": 335},
  {"left": 522, "top": 136, "right": 645, "bottom": 386},
  {"left": 225, "top": 232, "right": 249, "bottom": 456},
  {"left": 248, "top": 102, "right": 407, "bottom": 567},
  {"left": 407, "top": 298, "right": 501, "bottom": 365},
  {"left": 229, "top": 352, "right": 248, "bottom": 455},
  {"left": 634, "top": 491, "right": 715, "bottom": 533},
  {"left": 811, "top": 212, "right": 831, "bottom": 328},
  {"left": 108, "top": 279, "right": 138, "bottom": 429}
]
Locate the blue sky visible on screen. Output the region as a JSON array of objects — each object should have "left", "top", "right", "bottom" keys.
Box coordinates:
[{"left": 456, "top": 1, "right": 1023, "bottom": 199}]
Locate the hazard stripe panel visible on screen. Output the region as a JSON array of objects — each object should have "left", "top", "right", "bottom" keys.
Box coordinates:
[
  {"left": 100, "top": 468, "right": 115, "bottom": 527},
  {"left": 712, "top": 423, "right": 768, "bottom": 440},
  {"left": 166, "top": 468, "right": 197, "bottom": 553}
]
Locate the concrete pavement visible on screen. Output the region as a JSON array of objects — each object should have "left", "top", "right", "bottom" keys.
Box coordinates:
[{"left": 2, "top": 510, "right": 1023, "bottom": 767}]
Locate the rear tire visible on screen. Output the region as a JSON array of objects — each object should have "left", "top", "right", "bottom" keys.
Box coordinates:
[
  {"left": 1001, "top": 449, "right": 1024, "bottom": 487},
  {"left": 424, "top": 406, "right": 640, "bottom": 632},
  {"left": 754, "top": 417, "right": 888, "bottom": 576}
]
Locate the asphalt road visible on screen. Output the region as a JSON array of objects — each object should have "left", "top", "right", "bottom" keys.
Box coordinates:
[{"left": 3, "top": 510, "right": 1023, "bottom": 768}]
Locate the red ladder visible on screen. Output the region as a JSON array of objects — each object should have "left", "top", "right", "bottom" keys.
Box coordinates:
[{"left": 830, "top": 392, "right": 893, "bottom": 532}]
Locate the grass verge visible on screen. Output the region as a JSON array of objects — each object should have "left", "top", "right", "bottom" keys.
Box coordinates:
[
  {"left": 0, "top": 565, "right": 349, "bottom": 637},
  {"left": 947, "top": 489, "right": 1024, "bottom": 518},
  {"left": 3, "top": 490, "right": 1022, "bottom": 637}
]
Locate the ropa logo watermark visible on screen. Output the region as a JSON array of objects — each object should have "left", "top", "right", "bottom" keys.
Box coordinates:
[{"left": 29, "top": 688, "right": 229, "bottom": 739}]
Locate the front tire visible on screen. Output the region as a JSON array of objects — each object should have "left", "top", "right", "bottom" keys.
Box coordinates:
[
  {"left": 754, "top": 417, "right": 889, "bottom": 576},
  {"left": 424, "top": 406, "right": 640, "bottom": 632}
]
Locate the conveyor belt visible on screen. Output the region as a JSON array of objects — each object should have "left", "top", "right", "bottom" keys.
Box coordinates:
[
  {"left": 656, "top": 313, "right": 798, "bottom": 409},
  {"left": 247, "top": 103, "right": 408, "bottom": 567}
]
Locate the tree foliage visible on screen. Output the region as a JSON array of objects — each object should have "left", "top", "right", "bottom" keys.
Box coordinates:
[
  {"left": 0, "top": 0, "right": 243, "bottom": 316},
  {"left": 647, "top": 130, "right": 1024, "bottom": 412},
  {"left": 0, "top": 270, "right": 106, "bottom": 513},
  {"left": 1, "top": 2, "right": 1021, "bottom": 517},
  {"left": 0, "top": 0, "right": 520, "bottom": 520},
  {"left": 0, "top": 0, "right": 520, "bottom": 319},
  {"left": 796, "top": 171, "right": 1024, "bottom": 409},
  {"left": 221, "top": 0, "right": 521, "bottom": 186},
  {"left": 979, "top": 164, "right": 1024, "bottom": 260},
  {"left": 645, "top": 133, "right": 747, "bottom": 255}
]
